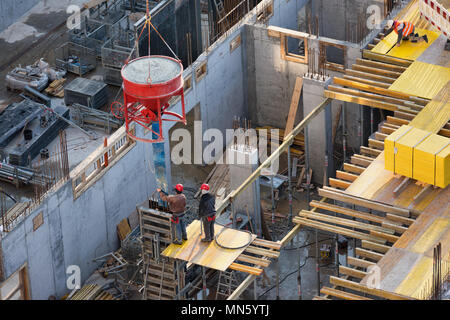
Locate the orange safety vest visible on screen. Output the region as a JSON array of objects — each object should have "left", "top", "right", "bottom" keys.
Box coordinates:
[{"left": 393, "top": 20, "right": 414, "bottom": 37}]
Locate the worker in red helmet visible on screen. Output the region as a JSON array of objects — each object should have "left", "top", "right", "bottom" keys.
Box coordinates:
[
  {"left": 157, "top": 184, "right": 187, "bottom": 245},
  {"left": 198, "top": 183, "right": 216, "bottom": 242},
  {"left": 381, "top": 20, "right": 428, "bottom": 47}
]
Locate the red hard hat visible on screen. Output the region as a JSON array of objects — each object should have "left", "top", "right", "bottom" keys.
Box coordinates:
[
  {"left": 200, "top": 184, "right": 210, "bottom": 191},
  {"left": 174, "top": 184, "right": 184, "bottom": 192}
]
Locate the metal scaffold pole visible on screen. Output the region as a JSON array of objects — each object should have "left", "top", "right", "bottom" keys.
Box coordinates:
[{"left": 287, "top": 146, "right": 293, "bottom": 225}]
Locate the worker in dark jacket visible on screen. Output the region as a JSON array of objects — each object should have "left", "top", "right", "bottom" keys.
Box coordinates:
[
  {"left": 158, "top": 184, "right": 187, "bottom": 245},
  {"left": 382, "top": 20, "right": 428, "bottom": 47},
  {"left": 198, "top": 184, "right": 216, "bottom": 242}
]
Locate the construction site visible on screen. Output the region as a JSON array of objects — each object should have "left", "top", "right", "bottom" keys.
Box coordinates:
[{"left": 0, "top": 0, "right": 449, "bottom": 304}]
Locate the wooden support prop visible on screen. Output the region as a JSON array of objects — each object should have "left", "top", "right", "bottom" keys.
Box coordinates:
[
  {"left": 284, "top": 77, "right": 303, "bottom": 139},
  {"left": 336, "top": 170, "right": 359, "bottom": 182},
  {"left": 355, "top": 247, "right": 384, "bottom": 261},
  {"left": 329, "top": 276, "right": 415, "bottom": 300},
  {"left": 339, "top": 266, "right": 368, "bottom": 279},
  {"left": 347, "top": 256, "right": 376, "bottom": 269},
  {"left": 361, "top": 240, "right": 391, "bottom": 253},
  {"left": 318, "top": 187, "right": 411, "bottom": 217},
  {"left": 321, "top": 286, "right": 372, "bottom": 300},
  {"left": 227, "top": 275, "right": 256, "bottom": 300}
]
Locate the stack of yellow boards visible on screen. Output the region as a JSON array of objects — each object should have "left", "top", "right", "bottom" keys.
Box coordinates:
[{"left": 385, "top": 125, "right": 450, "bottom": 188}]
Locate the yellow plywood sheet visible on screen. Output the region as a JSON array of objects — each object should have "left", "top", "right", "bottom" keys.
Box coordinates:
[
  {"left": 385, "top": 125, "right": 413, "bottom": 172},
  {"left": 414, "top": 135, "right": 449, "bottom": 185},
  {"left": 371, "top": 28, "right": 439, "bottom": 60},
  {"left": 387, "top": 29, "right": 440, "bottom": 60},
  {"left": 395, "top": 256, "right": 433, "bottom": 298},
  {"left": 436, "top": 144, "right": 450, "bottom": 188},
  {"left": 371, "top": 31, "right": 398, "bottom": 54},
  {"left": 411, "top": 218, "right": 450, "bottom": 253},
  {"left": 389, "top": 61, "right": 450, "bottom": 99},
  {"left": 162, "top": 220, "right": 256, "bottom": 271},
  {"left": 395, "top": 127, "right": 431, "bottom": 177}
]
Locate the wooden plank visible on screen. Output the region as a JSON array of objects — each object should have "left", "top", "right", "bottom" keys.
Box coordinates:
[
  {"left": 298, "top": 210, "right": 395, "bottom": 235},
  {"left": 284, "top": 77, "right": 303, "bottom": 139},
  {"left": 355, "top": 248, "right": 384, "bottom": 261},
  {"left": 293, "top": 217, "right": 386, "bottom": 243},
  {"left": 343, "top": 163, "right": 365, "bottom": 174},
  {"left": 329, "top": 276, "right": 415, "bottom": 300},
  {"left": 342, "top": 75, "right": 391, "bottom": 89},
  {"left": 318, "top": 187, "right": 411, "bottom": 217},
  {"left": 351, "top": 155, "right": 371, "bottom": 167},
  {"left": 244, "top": 246, "right": 280, "bottom": 259},
  {"left": 339, "top": 266, "right": 368, "bottom": 279},
  {"left": 321, "top": 286, "right": 372, "bottom": 300},
  {"left": 236, "top": 254, "right": 271, "bottom": 267},
  {"left": 368, "top": 138, "right": 384, "bottom": 150},
  {"left": 370, "top": 230, "right": 400, "bottom": 243},
  {"left": 309, "top": 200, "right": 385, "bottom": 225},
  {"left": 313, "top": 295, "right": 331, "bottom": 300},
  {"left": 345, "top": 69, "right": 396, "bottom": 84},
  {"left": 251, "top": 238, "right": 282, "bottom": 250},
  {"left": 385, "top": 213, "right": 415, "bottom": 226},
  {"left": 325, "top": 90, "right": 399, "bottom": 112},
  {"left": 381, "top": 221, "right": 408, "bottom": 234},
  {"left": 229, "top": 263, "right": 263, "bottom": 276},
  {"left": 360, "top": 146, "right": 381, "bottom": 157},
  {"left": 347, "top": 256, "right": 375, "bottom": 269},
  {"left": 361, "top": 240, "right": 391, "bottom": 253},
  {"left": 355, "top": 58, "right": 407, "bottom": 73},
  {"left": 352, "top": 64, "right": 402, "bottom": 78},
  {"left": 336, "top": 170, "right": 358, "bottom": 182},
  {"left": 329, "top": 177, "right": 351, "bottom": 189}
]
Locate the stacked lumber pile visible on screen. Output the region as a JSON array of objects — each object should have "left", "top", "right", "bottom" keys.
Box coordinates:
[
  {"left": 68, "top": 284, "right": 117, "bottom": 300},
  {"left": 44, "top": 78, "right": 66, "bottom": 98},
  {"left": 256, "top": 126, "right": 305, "bottom": 158}
]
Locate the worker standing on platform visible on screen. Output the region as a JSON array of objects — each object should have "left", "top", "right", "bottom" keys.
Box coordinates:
[
  {"left": 382, "top": 20, "right": 428, "bottom": 47},
  {"left": 198, "top": 184, "right": 216, "bottom": 243},
  {"left": 158, "top": 184, "right": 187, "bottom": 245}
]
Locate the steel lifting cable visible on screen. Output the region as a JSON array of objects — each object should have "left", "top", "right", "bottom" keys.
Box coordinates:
[{"left": 213, "top": 221, "right": 253, "bottom": 250}]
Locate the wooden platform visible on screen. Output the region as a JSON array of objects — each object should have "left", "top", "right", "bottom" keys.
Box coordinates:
[{"left": 162, "top": 220, "right": 256, "bottom": 271}]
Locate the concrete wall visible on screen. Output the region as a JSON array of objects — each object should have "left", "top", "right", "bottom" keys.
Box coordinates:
[
  {"left": 0, "top": 0, "right": 40, "bottom": 33},
  {"left": 269, "top": 0, "right": 309, "bottom": 31},
  {"left": 0, "top": 128, "right": 157, "bottom": 299}
]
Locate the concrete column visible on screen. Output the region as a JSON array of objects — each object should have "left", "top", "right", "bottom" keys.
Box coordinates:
[
  {"left": 302, "top": 76, "right": 334, "bottom": 185},
  {"left": 227, "top": 145, "right": 261, "bottom": 236}
]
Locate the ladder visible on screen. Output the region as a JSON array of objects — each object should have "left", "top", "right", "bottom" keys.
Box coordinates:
[{"left": 215, "top": 270, "right": 239, "bottom": 300}]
